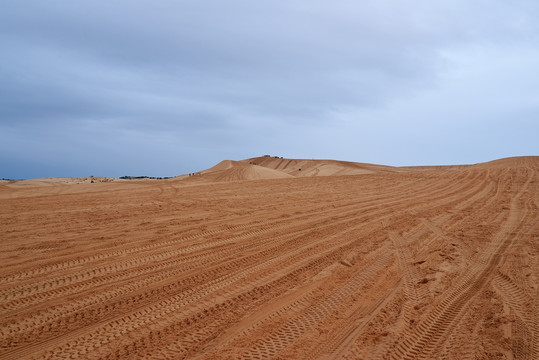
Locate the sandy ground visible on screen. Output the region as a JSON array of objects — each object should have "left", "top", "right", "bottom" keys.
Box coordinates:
[{"left": 0, "top": 156, "right": 537, "bottom": 359}]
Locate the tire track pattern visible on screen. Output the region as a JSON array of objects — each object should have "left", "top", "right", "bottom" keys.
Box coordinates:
[
  {"left": 386, "top": 168, "right": 535, "bottom": 360},
  {"left": 0, "top": 159, "right": 536, "bottom": 360},
  {"left": 239, "top": 249, "right": 394, "bottom": 359}
]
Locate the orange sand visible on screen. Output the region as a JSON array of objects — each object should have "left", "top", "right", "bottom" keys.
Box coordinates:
[{"left": 0, "top": 156, "right": 537, "bottom": 359}]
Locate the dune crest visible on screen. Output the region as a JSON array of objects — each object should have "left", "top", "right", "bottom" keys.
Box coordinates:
[
  {"left": 187, "top": 156, "right": 399, "bottom": 182},
  {"left": 211, "top": 161, "right": 294, "bottom": 182}
]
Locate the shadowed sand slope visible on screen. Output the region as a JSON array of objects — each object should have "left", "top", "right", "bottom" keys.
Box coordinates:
[
  {"left": 243, "top": 156, "right": 400, "bottom": 177},
  {"left": 182, "top": 157, "right": 400, "bottom": 183},
  {"left": 194, "top": 160, "right": 294, "bottom": 182},
  {"left": 0, "top": 156, "right": 537, "bottom": 360}
]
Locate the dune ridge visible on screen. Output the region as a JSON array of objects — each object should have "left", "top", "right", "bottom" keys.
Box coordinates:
[{"left": 181, "top": 155, "right": 538, "bottom": 182}]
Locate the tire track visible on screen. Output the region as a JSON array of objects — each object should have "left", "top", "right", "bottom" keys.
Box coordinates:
[
  {"left": 0, "top": 191, "right": 421, "bottom": 316},
  {"left": 4, "top": 166, "right": 488, "bottom": 358},
  {"left": 69, "top": 203, "right": 434, "bottom": 359},
  {"left": 2, "top": 161, "right": 534, "bottom": 359},
  {"left": 385, "top": 169, "right": 534, "bottom": 359},
  {"left": 1, "top": 204, "right": 388, "bottom": 343},
  {"left": 189, "top": 173, "right": 490, "bottom": 358},
  {"left": 493, "top": 272, "right": 537, "bottom": 359},
  {"left": 387, "top": 230, "right": 429, "bottom": 343},
  {"left": 304, "top": 278, "right": 401, "bottom": 360},
  {"left": 0, "top": 170, "right": 477, "bottom": 319},
  {"left": 238, "top": 249, "right": 395, "bottom": 360},
  {"left": 29, "top": 220, "right": 378, "bottom": 360},
  {"left": 0, "top": 166, "right": 475, "bottom": 287}
]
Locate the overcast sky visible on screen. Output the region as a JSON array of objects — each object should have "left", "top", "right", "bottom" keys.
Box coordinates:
[{"left": 1, "top": 0, "right": 538, "bottom": 179}]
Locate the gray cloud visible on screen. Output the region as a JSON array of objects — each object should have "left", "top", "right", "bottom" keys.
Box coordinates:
[{"left": 1, "top": 0, "right": 538, "bottom": 178}]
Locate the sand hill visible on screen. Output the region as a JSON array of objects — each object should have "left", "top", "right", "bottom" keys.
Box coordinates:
[
  {"left": 200, "top": 160, "right": 294, "bottom": 182},
  {"left": 182, "top": 156, "right": 400, "bottom": 183},
  {"left": 189, "top": 155, "right": 539, "bottom": 183},
  {"left": 242, "top": 156, "right": 399, "bottom": 176}
]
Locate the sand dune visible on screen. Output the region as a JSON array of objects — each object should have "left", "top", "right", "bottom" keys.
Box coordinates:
[
  {"left": 3, "top": 177, "right": 116, "bottom": 188},
  {"left": 183, "top": 156, "right": 399, "bottom": 183},
  {"left": 472, "top": 155, "right": 539, "bottom": 169},
  {"left": 196, "top": 160, "right": 294, "bottom": 182},
  {"left": 0, "top": 156, "right": 537, "bottom": 359},
  {"left": 243, "top": 156, "right": 399, "bottom": 176}
]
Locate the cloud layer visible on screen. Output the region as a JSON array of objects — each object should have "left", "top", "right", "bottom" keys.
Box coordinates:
[{"left": 1, "top": 0, "right": 538, "bottom": 178}]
